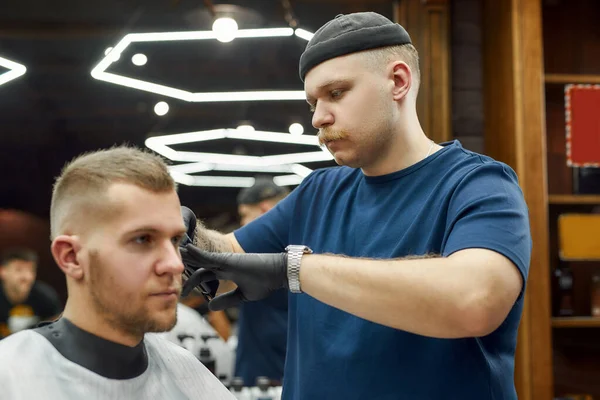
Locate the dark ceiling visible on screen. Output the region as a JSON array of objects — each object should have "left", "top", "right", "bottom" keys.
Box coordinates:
[{"left": 0, "top": 0, "right": 395, "bottom": 224}]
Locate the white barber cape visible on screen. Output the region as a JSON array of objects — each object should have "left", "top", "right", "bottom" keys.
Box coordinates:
[{"left": 0, "top": 318, "right": 235, "bottom": 400}]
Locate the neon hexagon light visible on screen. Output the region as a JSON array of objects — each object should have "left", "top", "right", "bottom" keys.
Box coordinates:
[
  {"left": 145, "top": 128, "right": 333, "bottom": 187},
  {"left": 0, "top": 56, "right": 27, "bottom": 87},
  {"left": 91, "top": 28, "right": 314, "bottom": 102}
]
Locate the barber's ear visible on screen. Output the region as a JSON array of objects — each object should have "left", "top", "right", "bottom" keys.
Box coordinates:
[
  {"left": 51, "top": 236, "right": 84, "bottom": 280},
  {"left": 390, "top": 61, "right": 412, "bottom": 101}
]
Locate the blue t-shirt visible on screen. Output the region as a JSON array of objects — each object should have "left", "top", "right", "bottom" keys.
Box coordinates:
[
  {"left": 234, "top": 289, "right": 288, "bottom": 386},
  {"left": 234, "top": 140, "right": 532, "bottom": 400}
]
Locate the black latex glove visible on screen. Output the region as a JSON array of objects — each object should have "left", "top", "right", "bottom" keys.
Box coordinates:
[
  {"left": 180, "top": 244, "right": 288, "bottom": 311},
  {"left": 180, "top": 206, "right": 219, "bottom": 302},
  {"left": 180, "top": 206, "right": 197, "bottom": 247}
]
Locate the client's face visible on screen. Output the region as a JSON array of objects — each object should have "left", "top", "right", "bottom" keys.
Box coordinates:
[{"left": 84, "top": 183, "right": 186, "bottom": 337}]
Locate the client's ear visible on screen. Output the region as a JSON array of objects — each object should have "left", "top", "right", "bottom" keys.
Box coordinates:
[{"left": 51, "top": 236, "right": 84, "bottom": 280}]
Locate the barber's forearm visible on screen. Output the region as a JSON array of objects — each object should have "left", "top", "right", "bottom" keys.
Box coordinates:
[
  {"left": 299, "top": 254, "right": 489, "bottom": 339},
  {"left": 193, "top": 222, "right": 235, "bottom": 253}
]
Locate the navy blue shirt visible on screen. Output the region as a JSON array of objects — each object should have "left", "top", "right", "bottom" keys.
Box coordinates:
[
  {"left": 234, "top": 289, "right": 288, "bottom": 386},
  {"left": 234, "top": 141, "right": 532, "bottom": 400}
]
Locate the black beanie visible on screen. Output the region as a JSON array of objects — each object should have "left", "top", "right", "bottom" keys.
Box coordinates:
[{"left": 299, "top": 12, "right": 412, "bottom": 81}]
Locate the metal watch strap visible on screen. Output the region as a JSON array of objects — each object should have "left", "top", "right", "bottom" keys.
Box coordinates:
[{"left": 285, "top": 245, "right": 312, "bottom": 294}]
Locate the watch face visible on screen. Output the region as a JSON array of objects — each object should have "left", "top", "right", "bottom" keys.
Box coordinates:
[{"left": 286, "top": 245, "right": 312, "bottom": 253}]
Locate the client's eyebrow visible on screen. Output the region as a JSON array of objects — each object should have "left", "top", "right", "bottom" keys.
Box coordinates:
[{"left": 125, "top": 226, "right": 187, "bottom": 237}]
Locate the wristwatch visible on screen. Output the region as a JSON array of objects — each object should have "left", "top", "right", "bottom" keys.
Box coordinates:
[{"left": 285, "top": 245, "right": 313, "bottom": 293}]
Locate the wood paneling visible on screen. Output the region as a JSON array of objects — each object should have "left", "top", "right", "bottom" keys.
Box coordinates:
[
  {"left": 545, "top": 85, "right": 572, "bottom": 195},
  {"left": 542, "top": 0, "right": 600, "bottom": 76},
  {"left": 394, "top": 0, "right": 451, "bottom": 143},
  {"left": 546, "top": 74, "right": 600, "bottom": 85},
  {"left": 552, "top": 317, "right": 600, "bottom": 328},
  {"left": 553, "top": 329, "right": 600, "bottom": 398},
  {"left": 482, "top": 1, "right": 553, "bottom": 399},
  {"left": 451, "top": 0, "right": 484, "bottom": 153},
  {"left": 549, "top": 195, "right": 600, "bottom": 205},
  {"left": 542, "top": 1, "right": 600, "bottom": 396}
]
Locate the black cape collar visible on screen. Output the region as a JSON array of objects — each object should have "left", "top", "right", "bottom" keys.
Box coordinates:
[{"left": 34, "top": 317, "right": 148, "bottom": 379}]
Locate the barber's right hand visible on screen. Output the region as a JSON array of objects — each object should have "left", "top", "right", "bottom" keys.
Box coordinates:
[
  {"left": 180, "top": 245, "right": 288, "bottom": 311},
  {"left": 179, "top": 206, "right": 219, "bottom": 301},
  {"left": 180, "top": 206, "right": 197, "bottom": 247}
]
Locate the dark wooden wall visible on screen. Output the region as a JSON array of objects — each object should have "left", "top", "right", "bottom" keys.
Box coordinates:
[
  {"left": 394, "top": 0, "right": 452, "bottom": 144},
  {"left": 482, "top": 0, "right": 553, "bottom": 398},
  {"left": 451, "top": 0, "right": 484, "bottom": 153},
  {"left": 544, "top": 1, "right": 600, "bottom": 195},
  {"left": 543, "top": 0, "right": 600, "bottom": 397}
]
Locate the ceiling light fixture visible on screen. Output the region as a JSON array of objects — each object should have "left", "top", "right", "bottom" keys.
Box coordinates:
[
  {"left": 168, "top": 174, "right": 305, "bottom": 188},
  {"left": 146, "top": 128, "right": 324, "bottom": 152},
  {"left": 288, "top": 122, "right": 304, "bottom": 135},
  {"left": 169, "top": 162, "right": 298, "bottom": 175},
  {"left": 294, "top": 28, "right": 314, "bottom": 41},
  {"left": 104, "top": 47, "right": 120, "bottom": 62},
  {"left": 166, "top": 161, "right": 312, "bottom": 188},
  {"left": 186, "top": 175, "right": 256, "bottom": 188},
  {"left": 0, "top": 56, "right": 27, "bottom": 86},
  {"left": 154, "top": 101, "right": 169, "bottom": 116},
  {"left": 273, "top": 174, "right": 304, "bottom": 186},
  {"left": 236, "top": 124, "right": 255, "bottom": 133},
  {"left": 131, "top": 53, "right": 148, "bottom": 66},
  {"left": 90, "top": 27, "right": 313, "bottom": 102},
  {"left": 145, "top": 127, "right": 333, "bottom": 187},
  {"left": 212, "top": 17, "right": 238, "bottom": 43}
]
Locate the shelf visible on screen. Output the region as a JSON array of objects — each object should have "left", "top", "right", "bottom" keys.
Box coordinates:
[
  {"left": 545, "top": 73, "right": 600, "bottom": 84},
  {"left": 549, "top": 195, "right": 600, "bottom": 205},
  {"left": 552, "top": 317, "right": 600, "bottom": 328}
]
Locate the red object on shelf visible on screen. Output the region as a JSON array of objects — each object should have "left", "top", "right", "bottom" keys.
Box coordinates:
[{"left": 565, "top": 84, "right": 600, "bottom": 167}]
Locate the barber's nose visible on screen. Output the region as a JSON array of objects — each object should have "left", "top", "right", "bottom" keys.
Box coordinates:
[{"left": 312, "top": 103, "right": 334, "bottom": 129}]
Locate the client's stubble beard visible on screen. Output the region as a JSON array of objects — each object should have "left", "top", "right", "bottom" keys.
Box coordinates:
[{"left": 88, "top": 252, "right": 178, "bottom": 338}]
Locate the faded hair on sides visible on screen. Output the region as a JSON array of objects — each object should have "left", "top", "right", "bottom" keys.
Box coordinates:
[
  {"left": 50, "top": 145, "right": 176, "bottom": 239},
  {"left": 362, "top": 43, "right": 421, "bottom": 93}
]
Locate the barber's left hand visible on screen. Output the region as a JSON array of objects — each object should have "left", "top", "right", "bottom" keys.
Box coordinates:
[{"left": 181, "top": 244, "right": 288, "bottom": 311}]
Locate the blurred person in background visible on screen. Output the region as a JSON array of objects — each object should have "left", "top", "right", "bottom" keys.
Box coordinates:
[
  {"left": 233, "top": 178, "right": 290, "bottom": 386},
  {"left": 197, "top": 177, "right": 289, "bottom": 386},
  {"left": 0, "top": 248, "right": 62, "bottom": 339}
]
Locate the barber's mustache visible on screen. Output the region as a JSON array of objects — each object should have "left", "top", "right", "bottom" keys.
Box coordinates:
[{"left": 317, "top": 128, "right": 350, "bottom": 146}]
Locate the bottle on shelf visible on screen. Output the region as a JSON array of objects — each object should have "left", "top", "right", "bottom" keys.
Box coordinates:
[
  {"left": 250, "top": 376, "right": 277, "bottom": 400},
  {"left": 272, "top": 385, "right": 283, "bottom": 400},
  {"left": 198, "top": 347, "right": 216, "bottom": 375},
  {"left": 176, "top": 333, "right": 196, "bottom": 353},
  {"left": 201, "top": 333, "right": 234, "bottom": 386},
  {"left": 230, "top": 377, "right": 251, "bottom": 400},
  {"left": 555, "top": 265, "right": 574, "bottom": 316}
]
